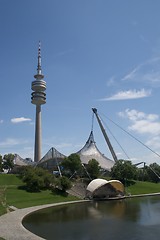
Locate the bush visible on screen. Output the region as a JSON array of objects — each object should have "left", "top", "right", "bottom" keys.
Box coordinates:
[
  {"left": 20, "top": 166, "right": 55, "bottom": 192},
  {"left": 58, "top": 176, "right": 72, "bottom": 192}
]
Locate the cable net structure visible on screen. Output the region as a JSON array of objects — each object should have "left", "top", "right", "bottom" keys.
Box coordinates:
[{"left": 37, "top": 147, "right": 66, "bottom": 171}]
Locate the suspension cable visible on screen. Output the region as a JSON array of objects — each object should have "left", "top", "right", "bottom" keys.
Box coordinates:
[
  {"left": 99, "top": 111, "right": 160, "bottom": 159},
  {"left": 91, "top": 111, "right": 94, "bottom": 132},
  {"left": 100, "top": 115, "right": 131, "bottom": 160}
]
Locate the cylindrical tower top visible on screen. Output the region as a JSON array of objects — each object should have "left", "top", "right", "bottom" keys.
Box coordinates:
[{"left": 31, "top": 42, "right": 46, "bottom": 105}]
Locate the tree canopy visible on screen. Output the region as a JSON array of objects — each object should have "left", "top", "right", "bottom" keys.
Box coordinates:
[
  {"left": 61, "top": 153, "right": 83, "bottom": 176},
  {"left": 86, "top": 159, "right": 101, "bottom": 179},
  {"left": 146, "top": 163, "right": 160, "bottom": 183},
  {"left": 110, "top": 160, "right": 137, "bottom": 183},
  {"left": 19, "top": 166, "right": 55, "bottom": 192},
  {"left": 3, "top": 153, "right": 15, "bottom": 172},
  {"left": 0, "top": 155, "right": 3, "bottom": 172}
]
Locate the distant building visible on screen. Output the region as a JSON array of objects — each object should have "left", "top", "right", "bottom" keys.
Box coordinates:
[
  {"left": 10, "top": 154, "right": 34, "bottom": 173},
  {"left": 12, "top": 130, "right": 115, "bottom": 173}
]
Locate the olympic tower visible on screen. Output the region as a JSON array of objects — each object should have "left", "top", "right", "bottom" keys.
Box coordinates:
[{"left": 31, "top": 42, "right": 46, "bottom": 162}]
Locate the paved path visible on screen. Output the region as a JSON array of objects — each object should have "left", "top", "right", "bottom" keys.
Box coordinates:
[
  {"left": 126, "top": 192, "right": 160, "bottom": 198},
  {"left": 0, "top": 200, "right": 88, "bottom": 240}
]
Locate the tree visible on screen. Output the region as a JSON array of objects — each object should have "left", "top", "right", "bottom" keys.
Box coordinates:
[
  {"left": 146, "top": 163, "right": 160, "bottom": 183},
  {"left": 58, "top": 176, "right": 72, "bottom": 192},
  {"left": 3, "top": 153, "right": 15, "bottom": 172},
  {"left": 0, "top": 155, "right": 3, "bottom": 172},
  {"left": 110, "top": 160, "right": 137, "bottom": 184},
  {"left": 20, "top": 166, "right": 55, "bottom": 192},
  {"left": 61, "top": 153, "right": 83, "bottom": 176},
  {"left": 136, "top": 166, "right": 149, "bottom": 182},
  {"left": 86, "top": 159, "right": 100, "bottom": 179}
]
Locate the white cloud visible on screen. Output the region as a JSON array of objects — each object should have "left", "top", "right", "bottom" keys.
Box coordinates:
[
  {"left": 146, "top": 136, "right": 160, "bottom": 150},
  {"left": 122, "top": 66, "right": 140, "bottom": 81},
  {"left": 99, "top": 89, "right": 151, "bottom": 101},
  {"left": 122, "top": 57, "right": 160, "bottom": 86},
  {"left": 129, "top": 120, "right": 160, "bottom": 135},
  {"left": 11, "top": 117, "right": 32, "bottom": 124},
  {"left": 0, "top": 138, "right": 27, "bottom": 147},
  {"left": 118, "top": 109, "right": 160, "bottom": 135}
]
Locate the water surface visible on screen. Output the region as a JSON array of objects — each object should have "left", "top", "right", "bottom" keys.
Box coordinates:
[{"left": 23, "top": 196, "right": 160, "bottom": 240}]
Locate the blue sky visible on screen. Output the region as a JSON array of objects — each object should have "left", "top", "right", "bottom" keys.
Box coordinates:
[{"left": 1, "top": 0, "right": 160, "bottom": 165}]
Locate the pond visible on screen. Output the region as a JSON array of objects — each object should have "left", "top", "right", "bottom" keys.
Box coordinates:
[{"left": 23, "top": 196, "right": 160, "bottom": 240}]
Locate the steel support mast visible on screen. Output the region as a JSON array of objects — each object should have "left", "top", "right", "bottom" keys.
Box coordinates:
[{"left": 92, "top": 108, "right": 118, "bottom": 162}]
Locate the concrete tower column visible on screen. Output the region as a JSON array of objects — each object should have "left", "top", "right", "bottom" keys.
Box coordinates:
[
  {"left": 34, "top": 105, "right": 42, "bottom": 162},
  {"left": 31, "top": 42, "right": 46, "bottom": 162}
]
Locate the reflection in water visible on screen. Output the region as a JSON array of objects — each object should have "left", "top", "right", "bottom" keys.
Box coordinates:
[
  {"left": 139, "top": 197, "right": 160, "bottom": 226},
  {"left": 23, "top": 196, "right": 160, "bottom": 240}
]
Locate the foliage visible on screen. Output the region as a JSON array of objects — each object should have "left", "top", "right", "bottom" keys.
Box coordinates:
[
  {"left": 110, "top": 160, "right": 137, "bottom": 184},
  {"left": 135, "top": 162, "right": 160, "bottom": 183},
  {"left": 3, "top": 153, "right": 15, "bottom": 172},
  {"left": 136, "top": 167, "right": 148, "bottom": 182},
  {"left": 57, "top": 176, "right": 72, "bottom": 192},
  {"left": 61, "top": 154, "right": 83, "bottom": 176},
  {"left": 19, "top": 166, "right": 55, "bottom": 192},
  {"left": 0, "top": 174, "right": 78, "bottom": 216},
  {"left": 86, "top": 159, "right": 100, "bottom": 179},
  {"left": 3, "top": 153, "right": 15, "bottom": 161},
  {"left": 146, "top": 163, "right": 160, "bottom": 183},
  {"left": 0, "top": 155, "right": 3, "bottom": 172}
]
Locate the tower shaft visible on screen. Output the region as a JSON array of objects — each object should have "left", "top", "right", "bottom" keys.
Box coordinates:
[{"left": 34, "top": 105, "right": 42, "bottom": 162}]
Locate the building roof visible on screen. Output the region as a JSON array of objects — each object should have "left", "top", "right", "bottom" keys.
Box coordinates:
[
  {"left": 86, "top": 178, "right": 124, "bottom": 198},
  {"left": 86, "top": 178, "right": 108, "bottom": 192},
  {"left": 38, "top": 147, "right": 66, "bottom": 164},
  {"left": 37, "top": 147, "right": 66, "bottom": 170},
  {"left": 13, "top": 154, "right": 34, "bottom": 166},
  {"left": 87, "top": 179, "right": 124, "bottom": 193},
  {"left": 76, "top": 131, "right": 115, "bottom": 171}
]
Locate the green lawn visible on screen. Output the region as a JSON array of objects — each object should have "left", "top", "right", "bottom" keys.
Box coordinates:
[
  {"left": 126, "top": 180, "right": 160, "bottom": 195},
  {"left": 1, "top": 174, "right": 160, "bottom": 217},
  {"left": 0, "top": 174, "right": 22, "bottom": 186},
  {"left": 0, "top": 174, "right": 78, "bottom": 216}
]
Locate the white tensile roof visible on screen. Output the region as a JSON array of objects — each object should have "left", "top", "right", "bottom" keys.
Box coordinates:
[
  {"left": 77, "top": 131, "right": 115, "bottom": 171},
  {"left": 86, "top": 178, "right": 124, "bottom": 194},
  {"left": 86, "top": 178, "right": 108, "bottom": 192}
]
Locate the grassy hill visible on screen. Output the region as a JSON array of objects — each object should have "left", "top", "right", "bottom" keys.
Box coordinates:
[
  {"left": 0, "top": 174, "right": 160, "bottom": 216},
  {"left": 0, "top": 174, "right": 77, "bottom": 216},
  {"left": 126, "top": 180, "right": 160, "bottom": 195}
]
